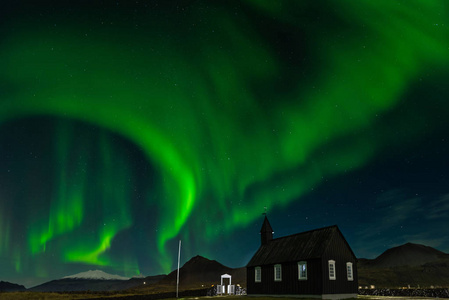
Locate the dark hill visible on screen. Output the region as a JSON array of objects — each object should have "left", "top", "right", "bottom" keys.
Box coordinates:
[
  {"left": 372, "top": 243, "right": 447, "bottom": 268},
  {"left": 358, "top": 243, "right": 449, "bottom": 288},
  {"left": 0, "top": 281, "right": 27, "bottom": 292},
  {"left": 156, "top": 255, "right": 246, "bottom": 289}
]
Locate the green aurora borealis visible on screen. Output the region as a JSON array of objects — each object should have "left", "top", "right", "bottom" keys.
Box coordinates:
[{"left": 1, "top": 0, "right": 449, "bottom": 287}]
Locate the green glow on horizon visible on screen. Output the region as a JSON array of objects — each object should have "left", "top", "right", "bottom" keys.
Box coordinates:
[{"left": 0, "top": 0, "right": 448, "bottom": 277}]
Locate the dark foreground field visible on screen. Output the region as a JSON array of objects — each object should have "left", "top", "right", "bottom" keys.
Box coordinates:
[
  {"left": 2, "top": 289, "right": 449, "bottom": 300},
  {"left": 0, "top": 288, "right": 209, "bottom": 300},
  {"left": 0, "top": 296, "right": 349, "bottom": 300}
]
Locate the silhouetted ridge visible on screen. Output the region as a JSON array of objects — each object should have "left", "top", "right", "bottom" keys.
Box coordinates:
[
  {"left": 0, "top": 281, "right": 27, "bottom": 292},
  {"left": 358, "top": 242, "right": 449, "bottom": 288},
  {"left": 181, "top": 255, "right": 226, "bottom": 271},
  {"left": 159, "top": 255, "right": 245, "bottom": 288},
  {"left": 373, "top": 242, "right": 447, "bottom": 268}
]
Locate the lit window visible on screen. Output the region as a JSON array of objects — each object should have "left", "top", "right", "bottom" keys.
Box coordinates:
[
  {"left": 255, "top": 267, "right": 261, "bottom": 282},
  {"left": 346, "top": 262, "right": 353, "bottom": 281},
  {"left": 328, "top": 260, "right": 336, "bottom": 280},
  {"left": 274, "top": 264, "right": 282, "bottom": 281},
  {"left": 298, "top": 261, "right": 307, "bottom": 280}
]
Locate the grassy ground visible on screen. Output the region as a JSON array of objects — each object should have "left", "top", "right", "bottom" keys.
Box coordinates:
[
  {"left": 9, "top": 293, "right": 439, "bottom": 300},
  {"left": 0, "top": 292, "right": 96, "bottom": 300},
  {"left": 5, "top": 294, "right": 436, "bottom": 300},
  {"left": 0, "top": 295, "right": 357, "bottom": 300},
  {"left": 0, "top": 291, "right": 150, "bottom": 300}
]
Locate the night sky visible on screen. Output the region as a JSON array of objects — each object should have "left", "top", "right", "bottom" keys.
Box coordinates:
[{"left": 1, "top": 0, "right": 449, "bottom": 288}]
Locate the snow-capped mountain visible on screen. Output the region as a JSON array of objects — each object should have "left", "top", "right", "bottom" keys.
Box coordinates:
[
  {"left": 30, "top": 273, "right": 165, "bottom": 292},
  {"left": 63, "top": 270, "right": 129, "bottom": 280}
]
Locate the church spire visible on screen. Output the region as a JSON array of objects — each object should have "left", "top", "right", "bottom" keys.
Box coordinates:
[{"left": 260, "top": 215, "right": 273, "bottom": 245}]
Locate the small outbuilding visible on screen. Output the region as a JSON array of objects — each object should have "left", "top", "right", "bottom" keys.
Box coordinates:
[{"left": 247, "top": 216, "right": 357, "bottom": 300}]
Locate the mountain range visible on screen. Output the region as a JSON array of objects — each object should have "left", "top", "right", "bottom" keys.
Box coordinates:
[
  {"left": 29, "top": 273, "right": 165, "bottom": 292},
  {"left": 27, "top": 255, "right": 244, "bottom": 292},
  {"left": 1, "top": 242, "right": 448, "bottom": 292}
]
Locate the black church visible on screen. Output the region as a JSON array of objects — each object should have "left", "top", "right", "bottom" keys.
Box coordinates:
[{"left": 247, "top": 217, "right": 358, "bottom": 299}]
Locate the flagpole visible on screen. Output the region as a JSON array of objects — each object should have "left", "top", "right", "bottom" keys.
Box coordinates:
[{"left": 176, "top": 240, "right": 181, "bottom": 298}]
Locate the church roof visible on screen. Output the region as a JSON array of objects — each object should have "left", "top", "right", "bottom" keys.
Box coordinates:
[{"left": 247, "top": 225, "right": 350, "bottom": 267}]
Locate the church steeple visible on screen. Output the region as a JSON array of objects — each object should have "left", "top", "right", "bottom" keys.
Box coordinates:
[{"left": 260, "top": 216, "right": 273, "bottom": 245}]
